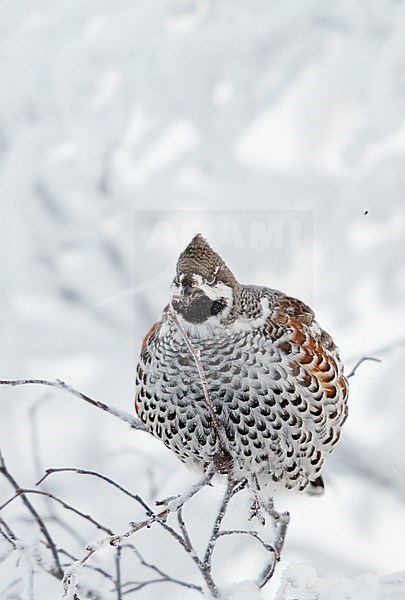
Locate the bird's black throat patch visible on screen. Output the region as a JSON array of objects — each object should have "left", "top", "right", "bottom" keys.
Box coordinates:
[{"left": 172, "top": 294, "right": 226, "bottom": 324}]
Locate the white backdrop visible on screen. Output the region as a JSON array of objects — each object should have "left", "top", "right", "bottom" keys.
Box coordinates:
[{"left": 1, "top": 1, "right": 405, "bottom": 598}]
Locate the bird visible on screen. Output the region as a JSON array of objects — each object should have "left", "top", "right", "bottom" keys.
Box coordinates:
[{"left": 135, "top": 234, "right": 348, "bottom": 497}]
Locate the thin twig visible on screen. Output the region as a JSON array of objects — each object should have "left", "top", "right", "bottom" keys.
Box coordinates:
[
  {"left": 230, "top": 478, "right": 248, "bottom": 497},
  {"left": 0, "top": 378, "right": 148, "bottom": 431},
  {"left": 346, "top": 356, "right": 381, "bottom": 379},
  {"left": 37, "top": 464, "right": 211, "bottom": 586},
  {"left": 61, "top": 521, "right": 161, "bottom": 595},
  {"left": 167, "top": 311, "right": 230, "bottom": 466},
  {"left": 47, "top": 511, "right": 89, "bottom": 548},
  {"left": 264, "top": 500, "right": 290, "bottom": 559},
  {"left": 1, "top": 578, "right": 22, "bottom": 599},
  {"left": 0, "top": 526, "right": 15, "bottom": 548},
  {"left": 204, "top": 475, "right": 235, "bottom": 568},
  {"left": 37, "top": 468, "right": 152, "bottom": 514},
  {"left": 347, "top": 337, "right": 405, "bottom": 364},
  {"left": 155, "top": 463, "right": 216, "bottom": 511},
  {"left": 0, "top": 449, "right": 63, "bottom": 579},
  {"left": 115, "top": 545, "right": 123, "bottom": 600},
  {"left": 63, "top": 465, "right": 218, "bottom": 598},
  {"left": 28, "top": 396, "right": 90, "bottom": 552},
  {"left": 0, "top": 488, "right": 113, "bottom": 535},
  {"left": 165, "top": 311, "right": 282, "bottom": 594},
  {"left": 177, "top": 507, "right": 193, "bottom": 552},
  {"left": 218, "top": 528, "right": 275, "bottom": 551},
  {"left": 121, "top": 578, "right": 175, "bottom": 594},
  {"left": 0, "top": 326, "right": 291, "bottom": 595},
  {"left": 125, "top": 546, "right": 203, "bottom": 594},
  {"left": 217, "top": 529, "right": 278, "bottom": 587},
  {"left": 58, "top": 548, "right": 114, "bottom": 583},
  {"left": 29, "top": 395, "right": 51, "bottom": 480},
  {"left": 0, "top": 516, "right": 17, "bottom": 548},
  {"left": 247, "top": 474, "right": 290, "bottom": 577}
]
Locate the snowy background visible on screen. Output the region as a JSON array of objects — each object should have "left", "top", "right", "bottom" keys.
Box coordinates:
[{"left": 1, "top": 0, "right": 405, "bottom": 598}]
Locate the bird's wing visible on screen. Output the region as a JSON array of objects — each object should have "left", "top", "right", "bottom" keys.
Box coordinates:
[{"left": 264, "top": 288, "right": 349, "bottom": 450}]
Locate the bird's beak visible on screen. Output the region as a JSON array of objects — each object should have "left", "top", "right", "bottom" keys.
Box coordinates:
[
  {"left": 172, "top": 283, "right": 203, "bottom": 305},
  {"left": 181, "top": 283, "right": 192, "bottom": 298}
]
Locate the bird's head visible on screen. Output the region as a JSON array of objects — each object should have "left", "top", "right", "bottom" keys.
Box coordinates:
[{"left": 171, "top": 234, "right": 238, "bottom": 325}]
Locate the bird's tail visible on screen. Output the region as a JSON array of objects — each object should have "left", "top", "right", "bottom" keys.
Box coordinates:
[{"left": 306, "top": 475, "right": 325, "bottom": 496}]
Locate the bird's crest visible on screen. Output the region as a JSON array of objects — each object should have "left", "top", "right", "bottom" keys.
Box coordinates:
[{"left": 176, "top": 234, "right": 237, "bottom": 285}]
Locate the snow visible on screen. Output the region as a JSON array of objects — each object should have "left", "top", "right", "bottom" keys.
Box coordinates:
[
  {"left": 1, "top": 0, "right": 405, "bottom": 598},
  {"left": 275, "top": 563, "right": 405, "bottom": 600},
  {"left": 0, "top": 541, "right": 14, "bottom": 564},
  {"left": 221, "top": 581, "right": 263, "bottom": 600},
  {"left": 62, "top": 563, "right": 79, "bottom": 600},
  {"left": 17, "top": 542, "right": 40, "bottom": 600}
]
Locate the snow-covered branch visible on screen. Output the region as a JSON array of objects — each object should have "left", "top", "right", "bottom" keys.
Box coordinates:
[{"left": 0, "top": 379, "right": 148, "bottom": 432}]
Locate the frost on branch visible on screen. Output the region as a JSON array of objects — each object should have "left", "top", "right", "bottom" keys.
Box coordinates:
[
  {"left": 0, "top": 376, "right": 286, "bottom": 599},
  {"left": 275, "top": 562, "right": 405, "bottom": 600},
  {"left": 0, "top": 351, "right": 400, "bottom": 598}
]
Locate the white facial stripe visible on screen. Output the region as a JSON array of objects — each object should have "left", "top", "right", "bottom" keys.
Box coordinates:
[
  {"left": 200, "top": 281, "right": 233, "bottom": 302},
  {"left": 170, "top": 278, "right": 234, "bottom": 338},
  {"left": 193, "top": 274, "right": 203, "bottom": 286},
  {"left": 176, "top": 272, "right": 233, "bottom": 303}
]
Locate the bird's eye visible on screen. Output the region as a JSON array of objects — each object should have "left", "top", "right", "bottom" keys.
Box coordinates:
[{"left": 206, "top": 274, "right": 216, "bottom": 285}]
